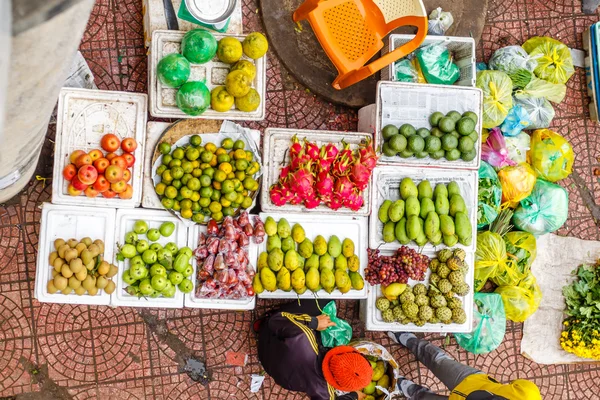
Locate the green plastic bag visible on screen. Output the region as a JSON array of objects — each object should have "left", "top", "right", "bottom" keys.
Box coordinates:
[
  {"left": 394, "top": 58, "right": 418, "bottom": 83},
  {"left": 474, "top": 231, "right": 510, "bottom": 291},
  {"left": 321, "top": 301, "right": 352, "bottom": 347},
  {"left": 522, "top": 37, "right": 574, "bottom": 84},
  {"left": 476, "top": 70, "right": 513, "bottom": 128},
  {"left": 477, "top": 161, "right": 502, "bottom": 230},
  {"left": 527, "top": 128, "right": 574, "bottom": 182},
  {"left": 454, "top": 293, "right": 506, "bottom": 354},
  {"left": 495, "top": 273, "right": 542, "bottom": 322},
  {"left": 512, "top": 179, "right": 569, "bottom": 235},
  {"left": 416, "top": 43, "right": 460, "bottom": 85}
]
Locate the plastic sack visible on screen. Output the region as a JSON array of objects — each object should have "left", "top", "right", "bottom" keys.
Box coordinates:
[
  {"left": 500, "top": 104, "right": 531, "bottom": 137},
  {"left": 527, "top": 128, "right": 574, "bottom": 182},
  {"left": 497, "top": 163, "right": 537, "bottom": 208},
  {"left": 518, "top": 77, "right": 566, "bottom": 104},
  {"left": 513, "top": 93, "right": 555, "bottom": 129},
  {"left": 394, "top": 59, "right": 418, "bottom": 83},
  {"left": 474, "top": 231, "right": 510, "bottom": 291},
  {"left": 476, "top": 70, "right": 513, "bottom": 128},
  {"left": 413, "top": 58, "right": 427, "bottom": 83},
  {"left": 495, "top": 273, "right": 542, "bottom": 322},
  {"left": 416, "top": 43, "right": 460, "bottom": 85},
  {"left": 503, "top": 231, "right": 537, "bottom": 276},
  {"left": 523, "top": 36, "right": 574, "bottom": 84},
  {"left": 488, "top": 45, "right": 538, "bottom": 75},
  {"left": 477, "top": 161, "right": 502, "bottom": 230},
  {"left": 477, "top": 62, "right": 488, "bottom": 71},
  {"left": 428, "top": 7, "right": 454, "bottom": 35},
  {"left": 321, "top": 301, "right": 352, "bottom": 347},
  {"left": 512, "top": 179, "right": 569, "bottom": 235},
  {"left": 454, "top": 293, "right": 506, "bottom": 354},
  {"left": 481, "top": 128, "right": 517, "bottom": 168},
  {"left": 505, "top": 132, "right": 530, "bottom": 164}
]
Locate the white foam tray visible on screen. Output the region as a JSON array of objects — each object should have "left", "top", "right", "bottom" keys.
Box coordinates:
[
  {"left": 381, "top": 35, "right": 476, "bottom": 87},
  {"left": 360, "top": 250, "right": 475, "bottom": 333},
  {"left": 51, "top": 88, "right": 148, "bottom": 208},
  {"left": 149, "top": 30, "right": 266, "bottom": 120},
  {"left": 368, "top": 165, "right": 477, "bottom": 252},
  {"left": 34, "top": 203, "right": 116, "bottom": 305},
  {"left": 260, "top": 128, "right": 373, "bottom": 216},
  {"left": 357, "top": 81, "right": 483, "bottom": 170},
  {"left": 185, "top": 219, "right": 259, "bottom": 310},
  {"left": 112, "top": 208, "right": 188, "bottom": 308},
  {"left": 257, "top": 213, "right": 369, "bottom": 299}
]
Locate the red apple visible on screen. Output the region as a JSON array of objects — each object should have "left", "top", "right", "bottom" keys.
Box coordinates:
[
  {"left": 122, "top": 153, "right": 135, "bottom": 168},
  {"left": 119, "top": 184, "right": 134, "bottom": 199},
  {"left": 67, "top": 184, "right": 82, "bottom": 196},
  {"left": 62, "top": 164, "right": 77, "bottom": 181},
  {"left": 84, "top": 186, "right": 100, "bottom": 198},
  {"left": 102, "top": 189, "right": 117, "bottom": 198},
  {"left": 110, "top": 156, "right": 127, "bottom": 170},
  {"left": 93, "top": 175, "right": 110, "bottom": 192},
  {"left": 71, "top": 175, "right": 88, "bottom": 191},
  {"left": 121, "top": 138, "right": 138, "bottom": 153},
  {"left": 77, "top": 165, "right": 98, "bottom": 185},
  {"left": 110, "top": 180, "right": 127, "bottom": 194},
  {"left": 122, "top": 169, "right": 131, "bottom": 182},
  {"left": 104, "top": 165, "right": 123, "bottom": 183},
  {"left": 75, "top": 154, "right": 92, "bottom": 168},
  {"left": 88, "top": 149, "right": 104, "bottom": 161},
  {"left": 105, "top": 152, "right": 118, "bottom": 161},
  {"left": 101, "top": 133, "right": 120, "bottom": 153},
  {"left": 69, "top": 150, "right": 86, "bottom": 164},
  {"left": 93, "top": 158, "right": 110, "bottom": 174}
]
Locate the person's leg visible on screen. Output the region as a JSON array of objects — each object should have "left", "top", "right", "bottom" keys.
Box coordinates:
[
  {"left": 397, "top": 378, "right": 449, "bottom": 400},
  {"left": 389, "top": 332, "right": 482, "bottom": 391}
]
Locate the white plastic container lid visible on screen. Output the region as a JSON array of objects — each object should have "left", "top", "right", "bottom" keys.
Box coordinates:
[{"left": 185, "top": 0, "right": 236, "bottom": 24}]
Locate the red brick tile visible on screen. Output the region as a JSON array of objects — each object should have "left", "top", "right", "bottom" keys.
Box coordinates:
[
  {"left": 0, "top": 337, "right": 37, "bottom": 396},
  {"left": 201, "top": 311, "right": 258, "bottom": 368},
  {"left": 209, "top": 366, "right": 264, "bottom": 399},
  {"left": 151, "top": 373, "right": 210, "bottom": 400}
]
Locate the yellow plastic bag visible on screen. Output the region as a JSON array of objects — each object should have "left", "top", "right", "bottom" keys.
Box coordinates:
[
  {"left": 474, "top": 231, "right": 510, "bottom": 291},
  {"left": 412, "top": 58, "right": 427, "bottom": 83},
  {"left": 497, "top": 163, "right": 537, "bottom": 208},
  {"left": 522, "top": 37, "right": 574, "bottom": 84},
  {"left": 527, "top": 129, "right": 574, "bottom": 182},
  {"left": 476, "top": 70, "right": 513, "bottom": 128},
  {"left": 492, "top": 231, "right": 537, "bottom": 287},
  {"left": 495, "top": 273, "right": 542, "bottom": 322}
]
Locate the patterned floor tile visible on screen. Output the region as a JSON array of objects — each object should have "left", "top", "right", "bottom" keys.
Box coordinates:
[{"left": 151, "top": 373, "right": 210, "bottom": 400}]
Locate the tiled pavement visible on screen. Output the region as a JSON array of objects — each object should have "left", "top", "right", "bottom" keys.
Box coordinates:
[{"left": 1, "top": 0, "right": 600, "bottom": 398}]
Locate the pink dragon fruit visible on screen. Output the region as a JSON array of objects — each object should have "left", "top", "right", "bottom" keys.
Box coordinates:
[
  {"left": 350, "top": 162, "right": 371, "bottom": 191},
  {"left": 269, "top": 184, "right": 288, "bottom": 206},
  {"left": 315, "top": 170, "right": 334, "bottom": 199},
  {"left": 279, "top": 165, "right": 291, "bottom": 181},
  {"left": 318, "top": 143, "right": 339, "bottom": 171},
  {"left": 304, "top": 196, "right": 321, "bottom": 209},
  {"left": 288, "top": 167, "right": 314, "bottom": 200},
  {"left": 358, "top": 138, "right": 378, "bottom": 171},
  {"left": 327, "top": 196, "right": 343, "bottom": 210},
  {"left": 345, "top": 190, "right": 364, "bottom": 211},
  {"left": 331, "top": 142, "right": 354, "bottom": 176},
  {"left": 304, "top": 139, "right": 320, "bottom": 161},
  {"left": 334, "top": 175, "right": 355, "bottom": 199}
]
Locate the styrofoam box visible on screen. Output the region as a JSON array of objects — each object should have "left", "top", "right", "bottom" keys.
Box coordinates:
[
  {"left": 357, "top": 81, "right": 483, "bottom": 170},
  {"left": 360, "top": 250, "right": 475, "bottom": 333},
  {"left": 369, "top": 165, "right": 477, "bottom": 252},
  {"left": 381, "top": 35, "right": 476, "bottom": 87},
  {"left": 113, "top": 208, "right": 188, "bottom": 308},
  {"left": 52, "top": 88, "right": 147, "bottom": 208},
  {"left": 149, "top": 30, "right": 266, "bottom": 120},
  {"left": 260, "top": 128, "right": 372, "bottom": 216},
  {"left": 35, "top": 203, "right": 116, "bottom": 305},
  {"left": 257, "top": 213, "right": 369, "bottom": 299},
  {"left": 184, "top": 219, "right": 259, "bottom": 310}
]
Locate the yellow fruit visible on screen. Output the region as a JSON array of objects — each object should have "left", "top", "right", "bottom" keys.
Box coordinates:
[
  {"left": 242, "top": 32, "right": 268, "bottom": 60},
  {"left": 382, "top": 283, "right": 407, "bottom": 301},
  {"left": 230, "top": 59, "right": 256, "bottom": 80},
  {"left": 217, "top": 37, "right": 243, "bottom": 64},
  {"left": 210, "top": 86, "right": 234, "bottom": 112},
  {"left": 218, "top": 162, "right": 233, "bottom": 174},
  {"left": 225, "top": 70, "right": 252, "bottom": 97},
  {"left": 235, "top": 88, "right": 261, "bottom": 112}
]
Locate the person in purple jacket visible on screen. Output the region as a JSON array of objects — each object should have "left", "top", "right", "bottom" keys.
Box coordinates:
[{"left": 256, "top": 300, "right": 371, "bottom": 400}]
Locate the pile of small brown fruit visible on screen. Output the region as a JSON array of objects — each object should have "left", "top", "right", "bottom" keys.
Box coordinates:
[{"left": 47, "top": 238, "right": 118, "bottom": 296}]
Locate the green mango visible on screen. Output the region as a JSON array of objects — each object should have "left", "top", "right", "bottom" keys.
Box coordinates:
[
  {"left": 399, "top": 177, "right": 418, "bottom": 200},
  {"left": 305, "top": 267, "right": 320, "bottom": 291},
  {"left": 335, "top": 270, "right": 351, "bottom": 293},
  {"left": 298, "top": 239, "right": 313, "bottom": 258},
  {"left": 277, "top": 267, "right": 291, "bottom": 291},
  {"left": 349, "top": 271, "right": 364, "bottom": 290},
  {"left": 294, "top": 285, "right": 308, "bottom": 295},
  {"left": 394, "top": 217, "right": 410, "bottom": 245},
  {"left": 328, "top": 235, "right": 342, "bottom": 258},
  {"left": 378, "top": 200, "right": 392, "bottom": 223},
  {"left": 435, "top": 195, "right": 449, "bottom": 215},
  {"left": 405, "top": 196, "right": 420, "bottom": 217},
  {"left": 430, "top": 230, "right": 443, "bottom": 245},
  {"left": 284, "top": 249, "right": 300, "bottom": 271},
  {"left": 342, "top": 238, "right": 355, "bottom": 257},
  {"left": 388, "top": 199, "right": 405, "bottom": 222},
  {"left": 447, "top": 181, "right": 461, "bottom": 197},
  {"left": 264, "top": 216, "right": 277, "bottom": 236},
  {"left": 439, "top": 215, "right": 455, "bottom": 236},
  {"left": 455, "top": 211, "right": 472, "bottom": 245},
  {"left": 417, "top": 180, "right": 433, "bottom": 200},
  {"left": 420, "top": 197, "right": 435, "bottom": 219},
  {"left": 291, "top": 223, "right": 306, "bottom": 243},
  {"left": 383, "top": 221, "right": 396, "bottom": 243},
  {"left": 335, "top": 254, "right": 348, "bottom": 270},
  {"left": 434, "top": 183, "right": 448, "bottom": 199},
  {"left": 319, "top": 254, "right": 334, "bottom": 270},
  {"left": 297, "top": 255, "right": 305, "bottom": 270},
  {"left": 313, "top": 235, "right": 328, "bottom": 256},
  {"left": 424, "top": 211, "right": 440, "bottom": 238},
  {"left": 281, "top": 236, "right": 295, "bottom": 253},
  {"left": 443, "top": 234, "right": 459, "bottom": 247},
  {"left": 415, "top": 231, "right": 428, "bottom": 246},
  {"left": 305, "top": 254, "right": 320, "bottom": 270},
  {"left": 406, "top": 215, "right": 421, "bottom": 241},
  {"left": 252, "top": 274, "right": 264, "bottom": 294},
  {"left": 291, "top": 268, "right": 305, "bottom": 292},
  {"left": 321, "top": 269, "right": 335, "bottom": 293},
  {"left": 267, "top": 248, "right": 284, "bottom": 271},
  {"left": 363, "top": 381, "right": 376, "bottom": 395},
  {"left": 266, "top": 235, "right": 281, "bottom": 252},
  {"left": 260, "top": 268, "right": 277, "bottom": 291},
  {"left": 277, "top": 218, "right": 291, "bottom": 238},
  {"left": 449, "top": 194, "right": 466, "bottom": 217}
]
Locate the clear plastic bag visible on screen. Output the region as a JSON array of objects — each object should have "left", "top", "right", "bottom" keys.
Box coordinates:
[
  {"left": 474, "top": 231, "right": 510, "bottom": 291},
  {"left": 428, "top": 7, "right": 454, "bottom": 35},
  {"left": 505, "top": 132, "right": 531, "bottom": 164},
  {"left": 416, "top": 43, "right": 460, "bottom": 85},
  {"left": 321, "top": 301, "right": 352, "bottom": 347},
  {"left": 512, "top": 178, "right": 569, "bottom": 235},
  {"left": 495, "top": 273, "right": 542, "bottom": 322},
  {"left": 518, "top": 77, "right": 567, "bottom": 104},
  {"left": 497, "top": 163, "right": 537, "bottom": 208},
  {"left": 394, "top": 58, "right": 418, "bottom": 83},
  {"left": 454, "top": 293, "right": 506, "bottom": 354},
  {"left": 477, "top": 70, "right": 513, "bottom": 128},
  {"left": 477, "top": 161, "right": 502, "bottom": 230},
  {"left": 481, "top": 128, "right": 517, "bottom": 169},
  {"left": 527, "top": 128, "right": 574, "bottom": 182},
  {"left": 523, "top": 36, "right": 574, "bottom": 84},
  {"left": 513, "top": 93, "right": 555, "bottom": 129},
  {"left": 488, "top": 45, "right": 538, "bottom": 75},
  {"left": 500, "top": 104, "right": 532, "bottom": 137}
]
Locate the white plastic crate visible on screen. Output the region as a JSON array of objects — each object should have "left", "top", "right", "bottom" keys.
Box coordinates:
[
  {"left": 184, "top": 220, "right": 259, "bottom": 310},
  {"left": 149, "top": 30, "right": 266, "bottom": 120},
  {"left": 360, "top": 250, "right": 475, "bottom": 333},
  {"left": 358, "top": 81, "right": 483, "bottom": 170},
  {"left": 257, "top": 213, "right": 369, "bottom": 300},
  {"left": 51, "top": 88, "right": 147, "bottom": 208},
  {"left": 368, "top": 165, "right": 477, "bottom": 252},
  {"left": 35, "top": 203, "right": 116, "bottom": 305},
  {"left": 381, "top": 34, "right": 476, "bottom": 87},
  {"left": 260, "top": 128, "right": 372, "bottom": 216},
  {"left": 112, "top": 208, "right": 188, "bottom": 308}
]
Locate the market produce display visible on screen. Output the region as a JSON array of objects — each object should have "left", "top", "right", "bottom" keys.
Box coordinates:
[
  {"left": 269, "top": 136, "right": 376, "bottom": 211},
  {"left": 377, "top": 178, "right": 472, "bottom": 247},
  {"left": 118, "top": 219, "right": 194, "bottom": 297},
  {"left": 193, "top": 212, "right": 264, "bottom": 300},
  {"left": 156, "top": 29, "right": 268, "bottom": 116},
  {"left": 153, "top": 135, "right": 260, "bottom": 223},
  {"left": 365, "top": 246, "right": 430, "bottom": 286},
  {"left": 47, "top": 238, "right": 117, "bottom": 295},
  {"left": 253, "top": 217, "right": 364, "bottom": 294},
  {"left": 380, "top": 110, "right": 478, "bottom": 162},
  {"left": 359, "top": 357, "right": 393, "bottom": 398},
  {"left": 62, "top": 133, "right": 137, "bottom": 199},
  {"left": 375, "top": 248, "right": 470, "bottom": 326}
]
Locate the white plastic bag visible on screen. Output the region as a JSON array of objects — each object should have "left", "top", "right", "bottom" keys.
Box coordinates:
[
  {"left": 489, "top": 45, "right": 538, "bottom": 74},
  {"left": 505, "top": 132, "right": 531, "bottom": 164},
  {"left": 518, "top": 78, "right": 566, "bottom": 104},
  {"left": 513, "top": 94, "right": 555, "bottom": 129},
  {"left": 428, "top": 7, "right": 454, "bottom": 35}
]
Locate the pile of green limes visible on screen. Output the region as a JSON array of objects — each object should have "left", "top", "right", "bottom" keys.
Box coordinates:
[
  {"left": 154, "top": 135, "right": 260, "bottom": 223},
  {"left": 381, "top": 111, "right": 478, "bottom": 162}
]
